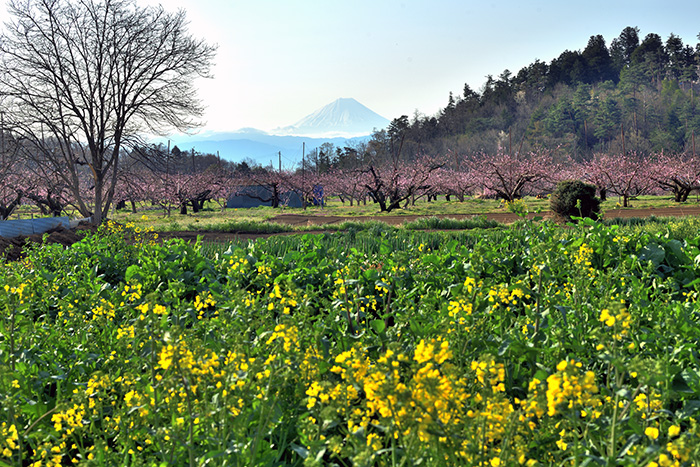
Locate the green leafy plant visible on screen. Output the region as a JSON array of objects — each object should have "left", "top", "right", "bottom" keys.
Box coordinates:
[
  {"left": 550, "top": 179, "right": 601, "bottom": 221},
  {"left": 3, "top": 220, "right": 700, "bottom": 465}
]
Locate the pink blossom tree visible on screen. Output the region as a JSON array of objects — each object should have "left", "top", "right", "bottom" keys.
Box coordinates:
[
  {"left": 0, "top": 172, "right": 23, "bottom": 220},
  {"left": 649, "top": 152, "right": 700, "bottom": 202},
  {"left": 318, "top": 169, "right": 368, "bottom": 206},
  {"left": 468, "top": 150, "right": 557, "bottom": 202},
  {"left": 361, "top": 155, "right": 445, "bottom": 212},
  {"left": 0, "top": 131, "right": 25, "bottom": 219},
  {"left": 429, "top": 167, "right": 475, "bottom": 202},
  {"left": 582, "top": 153, "right": 655, "bottom": 207},
  {"left": 21, "top": 169, "right": 73, "bottom": 217}
]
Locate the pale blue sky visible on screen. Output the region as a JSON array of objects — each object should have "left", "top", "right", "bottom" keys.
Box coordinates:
[{"left": 3, "top": 0, "right": 700, "bottom": 134}]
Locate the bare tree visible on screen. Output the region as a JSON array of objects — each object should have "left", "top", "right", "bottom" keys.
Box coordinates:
[
  {"left": 0, "top": 0, "right": 216, "bottom": 223},
  {"left": 0, "top": 120, "right": 24, "bottom": 220}
]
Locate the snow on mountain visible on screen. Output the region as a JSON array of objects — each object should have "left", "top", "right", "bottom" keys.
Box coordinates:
[
  {"left": 273, "top": 98, "right": 390, "bottom": 138},
  {"left": 151, "top": 98, "right": 386, "bottom": 165}
]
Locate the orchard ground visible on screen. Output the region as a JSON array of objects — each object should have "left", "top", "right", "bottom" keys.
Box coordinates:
[{"left": 4, "top": 195, "right": 700, "bottom": 262}]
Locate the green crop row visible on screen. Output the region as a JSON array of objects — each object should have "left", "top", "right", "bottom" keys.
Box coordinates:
[{"left": 2, "top": 219, "right": 700, "bottom": 466}]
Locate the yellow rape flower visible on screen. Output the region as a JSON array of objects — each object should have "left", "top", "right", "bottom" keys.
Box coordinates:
[{"left": 644, "top": 426, "right": 659, "bottom": 440}]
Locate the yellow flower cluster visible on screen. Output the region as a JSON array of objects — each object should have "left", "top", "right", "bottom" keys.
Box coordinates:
[
  {"left": 471, "top": 357, "right": 506, "bottom": 393},
  {"left": 120, "top": 282, "right": 143, "bottom": 305},
  {"left": 599, "top": 305, "right": 632, "bottom": 340},
  {"left": 330, "top": 265, "right": 390, "bottom": 320},
  {"left": 1, "top": 422, "right": 18, "bottom": 459},
  {"left": 486, "top": 283, "right": 528, "bottom": 312},
  {"left": 51, "top": 404, "right": 86, "bottom": 435},
  {"left": 574, "top": 243, "right": 594, "bottom": 268},
  {"left": 265, "top": 323, "right": 300, "bottom": 352},
  {"left": 3, "top": 282, "right": 27, "bottom": 302},
  {"left": 158, "top": 339, "right": 221, "bottom": 379},
  {"left": 634, "top": 390, "right": 663, "bottom": 419},
  {"left": 194, "top": 291, "right": 217, "bottom": 319},
  {"left": 447, "top": 298, "right": 472, "bottom": 330},
  {"left": 227, "top": 256, "right": 249, "bottom": 274},
  {"left": 124, "top": 388, "right": 154, "bottom": 418},
  {"left": 90, "top": 298, "right": 116, "bottom": 321},
  {"left": 29, "top": 440, "right": 66, "bottom": 467},
  {"left": 544, "top": 359, "right": 600, "bottom": 417},
  {"left": 266, "top": 283, "right": 300, "bottom": 315},
  {"left": 256, "top": 262, "right": 273, "bottom": 279},
  {"left": 308, "top": 339, "right": 469, "bottom": 457},
  {"left": 647, "top": 423, "right": 698, "bottom": 467}
]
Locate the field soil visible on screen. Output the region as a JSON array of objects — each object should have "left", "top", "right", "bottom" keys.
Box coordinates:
[
  {"left": 267, "top": 205, "right": 700, "bottom": 226},
  {"left": 3, "top": 206, "right": 700, "bottom": 262}
]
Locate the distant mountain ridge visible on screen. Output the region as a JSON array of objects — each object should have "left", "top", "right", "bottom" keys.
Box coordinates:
[
  {"left": 161, "top": 98, "right": 388, "bottom": 167},
  {"left": 165, "top": 130, "right": 370, "bottom": 169}
]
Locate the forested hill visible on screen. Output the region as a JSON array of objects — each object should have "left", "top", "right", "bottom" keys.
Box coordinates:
[{"left": 375, "top": 27, "right": 700, "bottom": 162}]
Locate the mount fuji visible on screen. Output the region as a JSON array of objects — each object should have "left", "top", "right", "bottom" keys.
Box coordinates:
[
  {"left": 273, "top": 98, "right": 390, "bottom": 138},
  {"left": 159, "top": 98, "right": 389, "bottom": 167}
]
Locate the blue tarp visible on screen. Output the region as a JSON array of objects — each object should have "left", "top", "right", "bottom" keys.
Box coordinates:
[
  {"left": 0, "top": 217, "right": 71, "bottom": 238},
  {"left": 227, "top": 186, "right": 303, "bottom": 208}
]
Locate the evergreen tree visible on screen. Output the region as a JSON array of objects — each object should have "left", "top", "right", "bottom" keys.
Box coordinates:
[{"left": 582, "top": 35, "right": 616, "bottom": 83}]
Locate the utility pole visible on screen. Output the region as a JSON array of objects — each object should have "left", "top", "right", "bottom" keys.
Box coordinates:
[
  {"left": 302, "top": 142, "right": 306, "bottom": 210},
  {"left": 279, "top": 151, "right": 282, "bottom": 172}
]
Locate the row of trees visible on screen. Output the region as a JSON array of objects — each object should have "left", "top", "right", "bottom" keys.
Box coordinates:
[
  {"left": 3, "top": 2, "right": 700, "bottom": 222},
  {"left": 4, "top": 143, "right": 700, "bottom": 217}
]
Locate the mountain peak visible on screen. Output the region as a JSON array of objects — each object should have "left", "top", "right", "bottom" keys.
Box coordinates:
[{"left": 273, "top": 98, "right": 390, "bottom": 138}]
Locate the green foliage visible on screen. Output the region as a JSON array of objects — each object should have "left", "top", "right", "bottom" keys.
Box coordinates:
[
  {"left": 402, "top": 214, "right": 501, "bottom": 230},
  {"left": 550, "top": 179, "right": 601, "bottom": 221},
  {"left": 504, "top": 198, "right": 529, "bottom": 216},
  {"left": 4, "top": 220, "right": 700, "bottom": 465}
]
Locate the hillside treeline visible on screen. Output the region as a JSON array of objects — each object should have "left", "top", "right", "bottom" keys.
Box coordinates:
[
  {"left": 406, "top": 27, "right": 700, "bottom": 158},
  {"left": 313, "top": 27, "right": 700, "bottom": 171}
]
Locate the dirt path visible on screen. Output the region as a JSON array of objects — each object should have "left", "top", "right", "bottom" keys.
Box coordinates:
[{"left": 4, "top": 206, "right": 700, "bottom": 261}]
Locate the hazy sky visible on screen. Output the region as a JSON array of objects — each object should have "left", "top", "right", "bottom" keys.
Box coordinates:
[{"left": 3, "top": 0, "right": 700, "bottom": 135}]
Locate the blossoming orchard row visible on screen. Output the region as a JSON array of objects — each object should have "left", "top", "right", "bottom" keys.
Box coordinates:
[
  {"left": 2, "top": 219, "right": 700, "bottom": 465},
  {"left": 2, "top": 150, "right": 700, "bottom": 219}
]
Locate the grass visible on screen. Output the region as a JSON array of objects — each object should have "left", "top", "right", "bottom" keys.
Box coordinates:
[
  {"left": 402, "top": 214, "right": 501, "bottom": 230},
  {"left": 5, "top": 193, "right": 700, "bottom": 235}
]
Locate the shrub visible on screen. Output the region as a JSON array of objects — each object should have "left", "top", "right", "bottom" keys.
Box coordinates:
[{"left": 550, "top": 180, "right": 601, "bottom": 221}]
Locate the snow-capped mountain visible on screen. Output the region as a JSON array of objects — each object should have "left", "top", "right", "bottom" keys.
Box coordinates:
[
  {"left": 274, "top": 98, "right": 390, "bottom": 138},
  {"left": 151, "top": 98, "right": 388, "bottom": 166}
]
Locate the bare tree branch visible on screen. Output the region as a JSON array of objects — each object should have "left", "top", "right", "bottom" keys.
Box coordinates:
[{"left": 0, "top": 0, "right": 216, "bottom": 223}]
